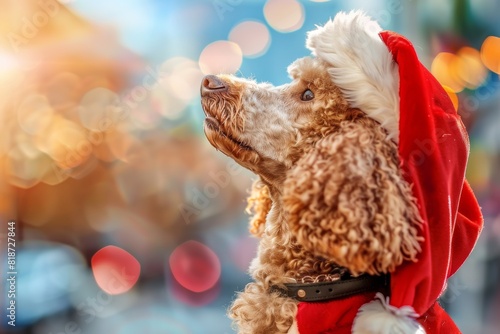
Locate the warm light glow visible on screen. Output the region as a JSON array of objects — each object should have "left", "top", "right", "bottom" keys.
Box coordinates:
[
  {"left": 467, "top": 146, "right": 492, "bottom": 192},
  {"left": 169, "top": 240, "right": 221, "bottom": 293},
  {"left": 17, "top": 94, "right": 54, "bottom": 135},
  {"left": 229, "top": 21, "right": 271, "bottom": 58},
  {"left": 442, "top": 85, "right": 459, "bottom": 111},
  {"left": 198, "top": 41, "right": 242, "bottom": 75},
  {"left": 45, "top": 72, "right": 81, "bottom": 109},
  {"left": 6, "top": 147, "right": 46, "bottom": 189},
  {"left": 264, "top": 0, "right": 305, "bottom": 33},
  {"left": 91, "top": 245, "right": 141, "bottom": 295},
  {"left": 40, "top": 116, "right": 90, "bottom": 169},
  {"left": 481, "top": 36, "right": 500, "bottom": 74},
  {"left": 0, "top": 53, "right": 21, "bottom": 72},
  {"left": 431, "top": 52, "right": 465, "bottom": 92},
  {"left": 105, "top": 129, "right": 138, "bottom": 162},
  {"left": 79, "top": 87, "right": 120, "bottom": 131},
  {"left": 160, "top": 57, "right": 204, "bottom": 101},
  {"left": 454, "top": 47, "right": 487, "bottom": 89},
  {"left": 150, "top": 87, "right": 188, "bottom": 120}
]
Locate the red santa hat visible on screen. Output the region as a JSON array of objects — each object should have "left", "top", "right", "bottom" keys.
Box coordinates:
[{"left": 305, "top": 10, "right": 483, "bottom": 333}]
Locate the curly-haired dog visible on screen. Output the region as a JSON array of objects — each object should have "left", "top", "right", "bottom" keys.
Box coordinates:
[{"left": 200, "top": 11, "right": 482, "bottom": 334}]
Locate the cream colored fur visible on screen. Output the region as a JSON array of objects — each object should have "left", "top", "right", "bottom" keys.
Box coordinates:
[{"left": 353, "top": 293, "right": 425, "bottom": 334}]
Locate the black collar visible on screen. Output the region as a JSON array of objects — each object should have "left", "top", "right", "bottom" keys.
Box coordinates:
[{"left": 270, "top": 274, "right": 390, "bottom": 302}]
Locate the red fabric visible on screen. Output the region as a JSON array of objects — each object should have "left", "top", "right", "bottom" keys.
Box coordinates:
[
  {"left": 379, "top": 31, "right": 483, "bottom": 315},
  {"left": 296, "top": 293, "right": 376, "bottom": 334},
  {"left": 418, "top": 302, "right": 462, "bottom": 333},
  {"left": 296, "top": 299, "right": 461, "bottom": 334}
]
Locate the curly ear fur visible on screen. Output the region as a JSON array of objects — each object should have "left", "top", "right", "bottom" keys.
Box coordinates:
[
  {"left": 283, "top": 118, "right": 423, "bottom": 275},
  {"left": 246, "top": 179, "right": 272, "bottom": 237}
]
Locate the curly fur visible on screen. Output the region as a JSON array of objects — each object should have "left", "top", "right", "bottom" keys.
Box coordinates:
[
  {"left": 246, "top": 179, "right": 272, "bottom": 237},
  {"left": 283, "top": 118, "right": 423, "bottom": 276},
  {"left": 230, "top": 198, "right": 298, "bottom": 333},
  {"left": 201, "top": 55, "right": 423, "bottom": 333}
]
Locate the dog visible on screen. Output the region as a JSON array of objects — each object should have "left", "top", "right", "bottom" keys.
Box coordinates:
[{"left": 200, "top": 11, "right": 483, "bottom": 334}]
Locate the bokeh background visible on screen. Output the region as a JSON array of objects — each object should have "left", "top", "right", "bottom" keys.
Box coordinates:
[{"left": 0, "top": 0, "right": 499, "bottom": 333}]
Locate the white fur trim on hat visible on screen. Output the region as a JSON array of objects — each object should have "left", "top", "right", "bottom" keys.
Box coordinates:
[
  {"left": 352, "top": 293, "right": 425, "bottom": 334},
  {"left": 306, "top": 10, "right": 400, "bottom": 141}
]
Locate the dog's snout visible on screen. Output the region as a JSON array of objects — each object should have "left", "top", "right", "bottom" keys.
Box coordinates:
[{"left": 201, "top": 75, "right": 227, "bottom": 96}]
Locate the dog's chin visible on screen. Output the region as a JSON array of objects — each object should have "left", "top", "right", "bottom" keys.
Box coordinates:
[{"left": 203, "top": 117, "right": 259, "bottom": 163}]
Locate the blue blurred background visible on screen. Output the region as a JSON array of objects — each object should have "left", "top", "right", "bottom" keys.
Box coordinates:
[{"left": 0, "top": 0, "right": 499, "bottom": 333}]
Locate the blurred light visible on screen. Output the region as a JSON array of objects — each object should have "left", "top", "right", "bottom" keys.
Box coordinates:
[
  {"left": 91, "top": 245, "right": 141, "bottom": 295},
  {"left": 454, "top": 47, "right": 487, "bottom": 89},
  {"left": 79, "top": 87, "right": 120, "bottom": 131},
  {"left": 64, "top": 155, "right": 99, "bottom": 180},
  {"left": 493, "top": 214, "right": 500, "bottom": 239},
  {"left": 128, "top": 105, "right": 163, "bottom": 130},
  {"left": 169, "top": 240, "right": 221, "bottom": 293},
  {"left": 433, "top": 48, "right": 488, "bottom": 92},
  {"left": 150, "top": 87, "right": 188, "bottom": 120},
  {"left": 231, "top": 236, "right": 258, "bottom": 272},
  {"left": 118, "top": 313, "right": 190, "bottom": 334},
  {"left": 17, "top": 94, "right": 54, "bottom": 135},
  {"left": 198, "top": 41, "right": 242, "bottom": 75},
  {"left": 115, "top": 304, "right": 232, "bottom": 333},
  {"left": 310, "top": 0, "right": 330, "bottom": 2},
  {"left": 114, "top": 162, "right": 162, "bottom": 203},
  {"left": 481, "top": 36, "right": 500, "bottom": 74},
  {"left": 229, "top": 21, "right": 271, "bottom": 58},
  {"left": 0, "top": 53, "right": 20, "bottom": 71},
  {"left": 40, "top": 158, "right": 70, "bottom": 186},
  {"left": 160, "top": 57, "right": 204, "bottom": 101},
  {"left": 69, "top": 274, "right": 139, "bottom": 321},
  {"left": 92, "top": 140, "right": 117, "bottom": 162},
  {"left": 45, "top": 72, "right": 82, "bottom": 110},
  {"left": 105, "top": 129, "right": 138, "bottom": 162},
  {"left": 151, "top": 57, "right": 204, "bottom": 119},
  {"left": 466, "top": 145, "right": 492, "bottom": 191},
  {"left": 86, "top": 206, "right": 120, "bottom": 233},
  {"left": 264, "top": 0, "right": 305, "bottom": 33},
  {"left": 431, "top": 52, "right": 465, "bottom": 92},
  {"left": 17, "top": 132, "right": 43, "bottom": 160},
  {"left": 6, "top": 148, "right": 46, "bottom": 189},
  {"left": 442, "top": 85, "right": 459, "bottom": 111},
  {"left": 169, "top": 274, "right": 220, "bottom": 307},
  {"left": 8, "top": 242, "right": 86, "bottom": 326},
  {"left": 41, "top": 115, "right": 90, "bottom": 169}
]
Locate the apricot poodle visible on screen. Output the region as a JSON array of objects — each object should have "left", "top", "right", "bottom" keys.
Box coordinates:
[{"left": 200, "top": 11, "right": 482, "bottom": 334}]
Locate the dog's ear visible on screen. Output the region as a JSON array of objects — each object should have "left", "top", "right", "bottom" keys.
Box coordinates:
[
  {"left": 246, "top": 178, "right": 272, "bottom": 237},
  {"left": 283, "top": 118, "right": 423, "bottom": 275}
]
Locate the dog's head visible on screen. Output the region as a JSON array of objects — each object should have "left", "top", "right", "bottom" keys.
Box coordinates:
[
  {"left": 200, "top": 12, "right": 423, "bottom": 275},
  {"left": 200, "top": 66, "right": 422, "bottom": 275},
  {"left": 201, "top": 57, "right": 358, "bottom": 183}
]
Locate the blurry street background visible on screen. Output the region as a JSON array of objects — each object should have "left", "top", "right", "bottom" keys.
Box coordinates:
[{"left": 0, "top": 0, "right": 499, "bottom": 333}]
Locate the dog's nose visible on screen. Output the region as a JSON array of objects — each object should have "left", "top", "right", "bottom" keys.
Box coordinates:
[{"left": 201, "top": 75, "right": 227, "bottom": 96}]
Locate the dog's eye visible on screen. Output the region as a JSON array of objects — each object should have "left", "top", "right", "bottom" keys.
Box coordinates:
[{"left": 301, "top": 89, "right": 314, "bottom": 101}]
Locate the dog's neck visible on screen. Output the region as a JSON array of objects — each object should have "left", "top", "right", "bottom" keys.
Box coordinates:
[{"left": 249, "top": 183, "right": 348, "bottom": 287}]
